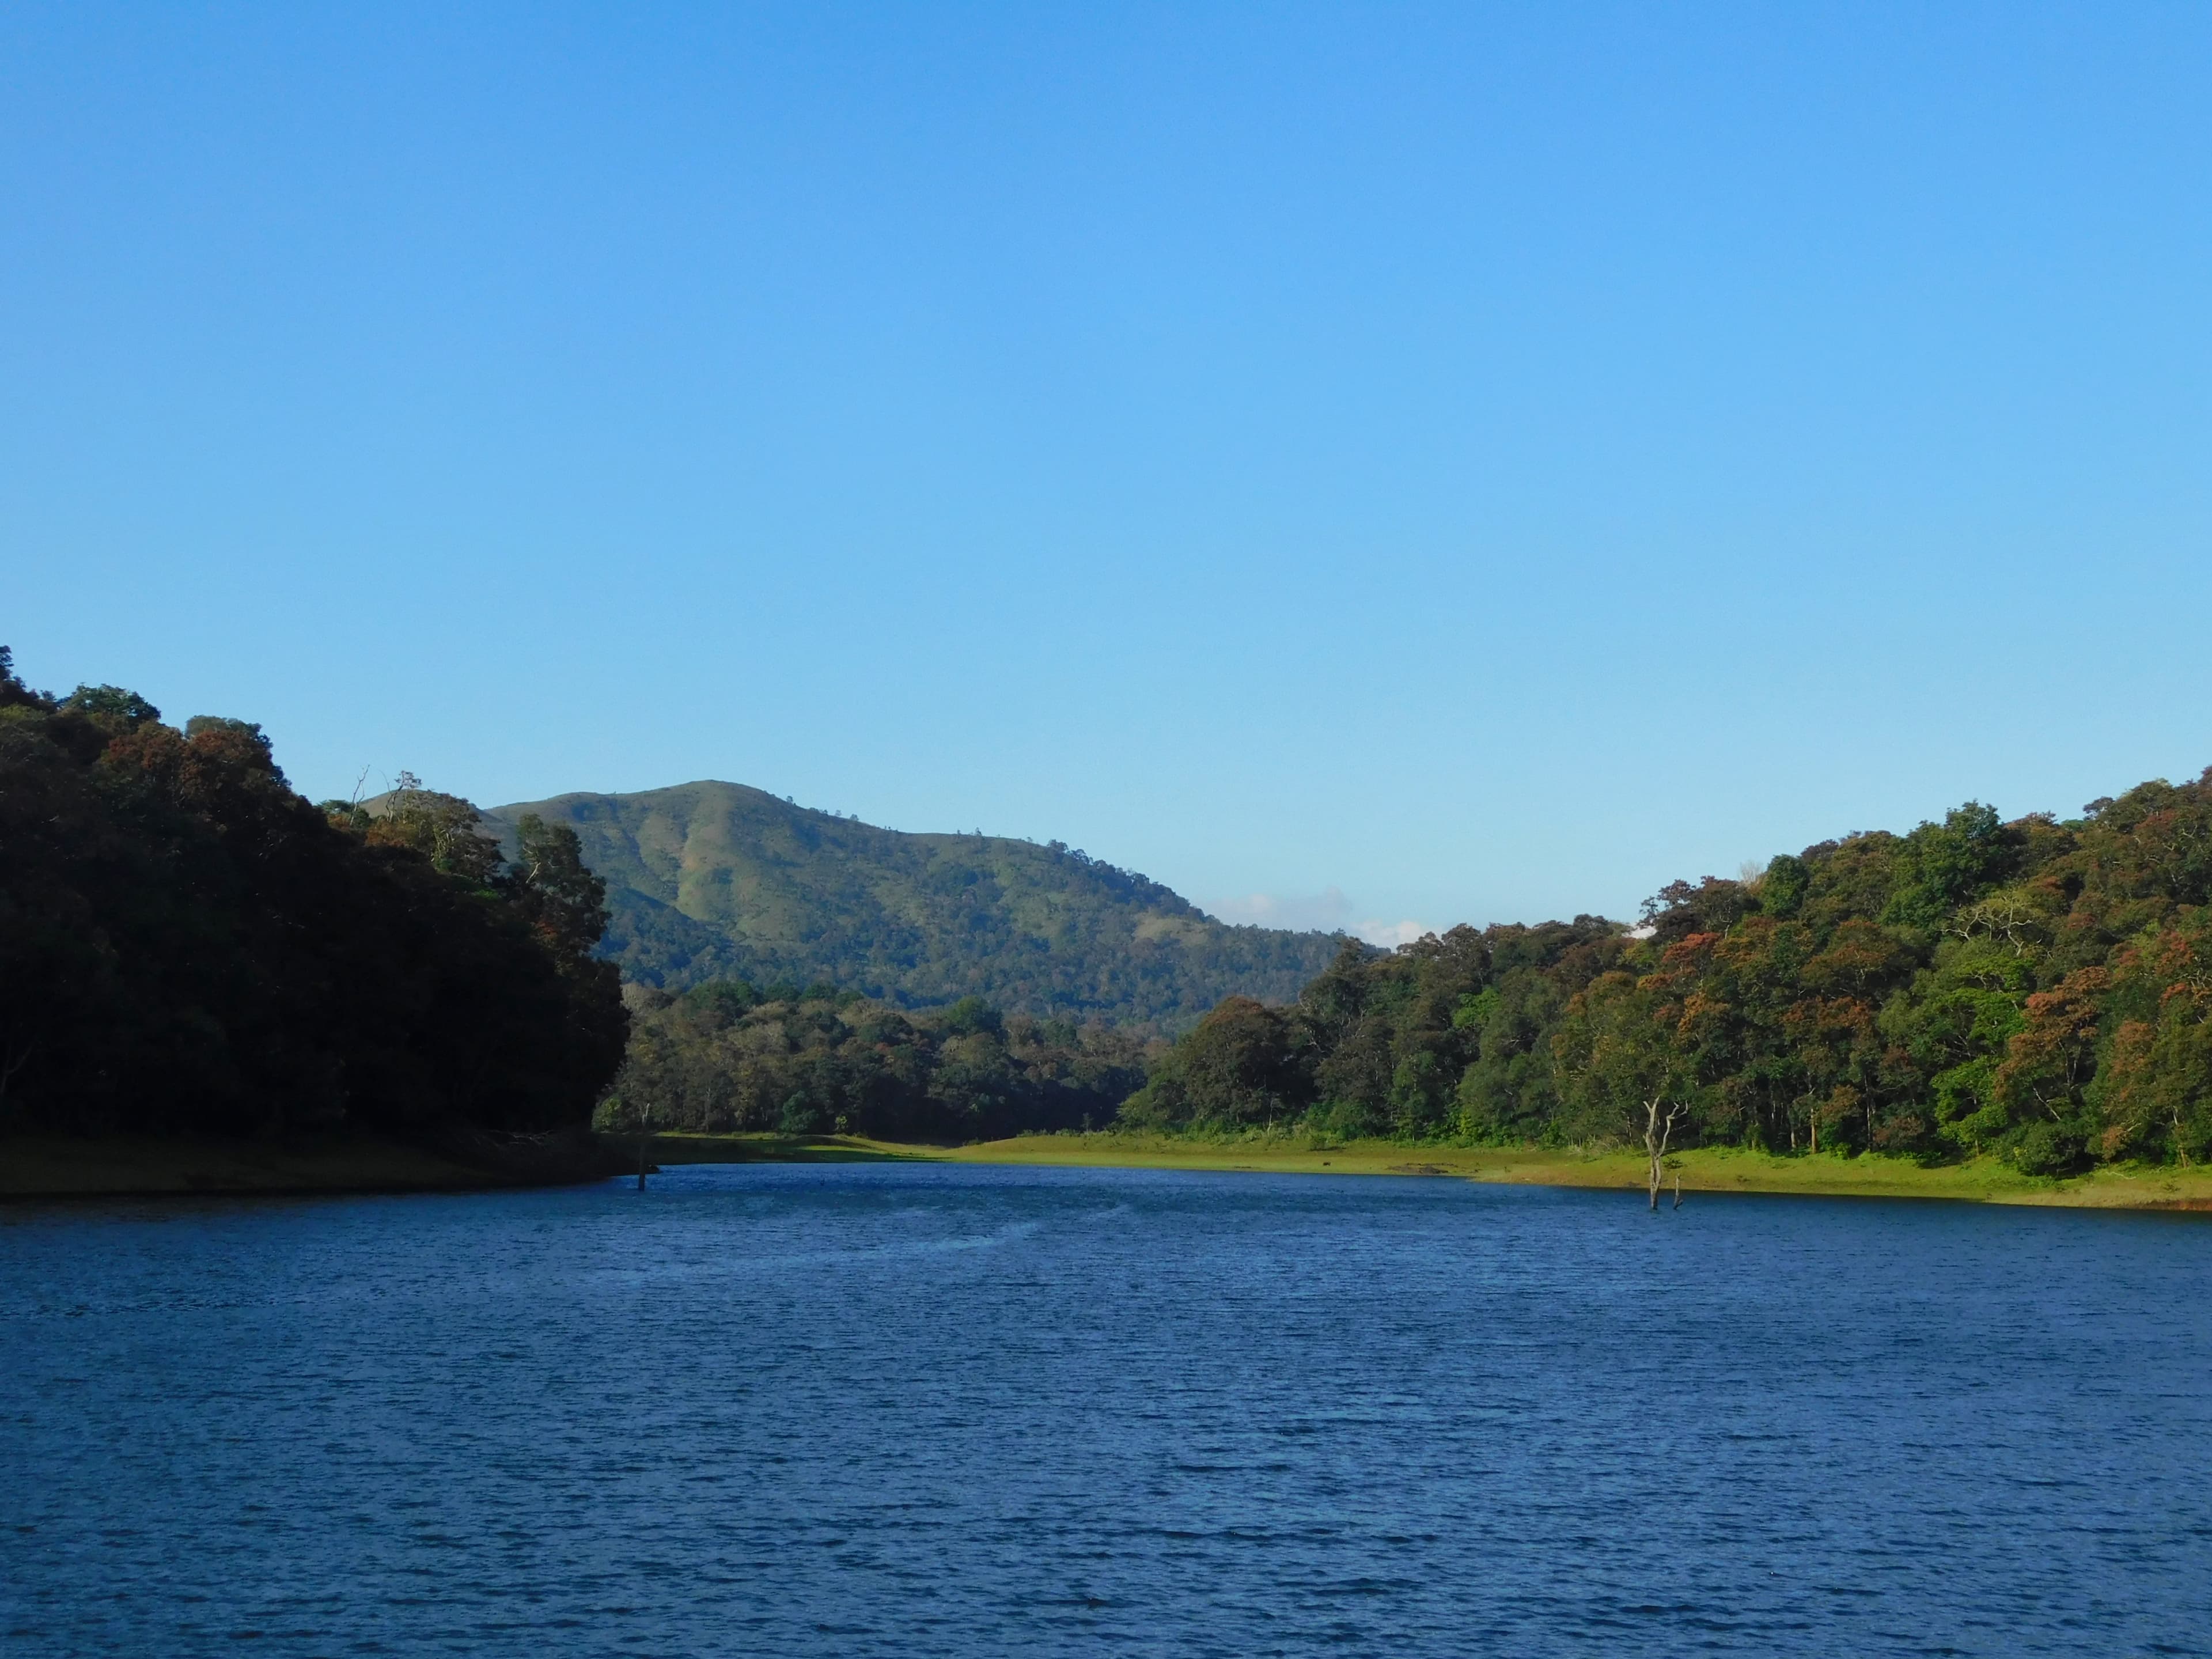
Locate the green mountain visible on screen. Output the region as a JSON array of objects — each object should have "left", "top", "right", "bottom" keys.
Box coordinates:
[{"left": 482, "top": 781, "right": 1347, "bottom": 1027}]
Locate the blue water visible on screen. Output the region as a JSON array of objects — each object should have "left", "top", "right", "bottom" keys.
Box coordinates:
[{"left": 4, "top": 1165, "right": 2210, "bottom": 1656}]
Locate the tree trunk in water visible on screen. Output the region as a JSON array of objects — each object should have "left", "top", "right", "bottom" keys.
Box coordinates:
[{"left": 1645, "top": 1098, "right": 1686, "bottom": 1212}]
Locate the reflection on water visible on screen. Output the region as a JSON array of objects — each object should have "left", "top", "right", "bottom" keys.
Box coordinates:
[{"left": 4, "top": 1164, "right": 2210, "bottom": 1656}]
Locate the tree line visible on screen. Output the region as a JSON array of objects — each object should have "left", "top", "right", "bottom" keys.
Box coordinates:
[
  {"left": 0, "top": 649, "right": 626, "bottom": 1139},
  {"left": 607, "top": 983, "right": 1155, "bottom": 1143},
  {"left": 11, "top": 637, "right": 2203, "bottom": 1175},
  {"left": 1126, "top": 770, "right": 2212, "bottom": 1174}
]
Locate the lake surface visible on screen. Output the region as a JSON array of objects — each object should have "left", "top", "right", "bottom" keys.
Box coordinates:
[{"left": 4, "top": 1165, "right": 2210, "bottom": 1656}]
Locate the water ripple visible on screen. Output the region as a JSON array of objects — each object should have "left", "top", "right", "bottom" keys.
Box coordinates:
[{"left": 3, "top": 1164, "right": 2210, "bottom": 1655}]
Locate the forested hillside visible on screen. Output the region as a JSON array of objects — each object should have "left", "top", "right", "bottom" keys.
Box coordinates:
[
  {"left": 20, "top": 629, "right": 2200, "bottom": 1174},
  {"left": 0, "top": 649, "right": 627, "bottom": 1139},
  {"left": 484, "top": 782, "right": 1345, "bottom": 1027},
  {"left": 1134, "top": 770, "right": 2212, "bottom": 1173}
]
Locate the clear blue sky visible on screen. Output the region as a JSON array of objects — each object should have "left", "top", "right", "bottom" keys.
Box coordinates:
[{"left": 6, "top": 3, "right": 2209, "bottom": 940}]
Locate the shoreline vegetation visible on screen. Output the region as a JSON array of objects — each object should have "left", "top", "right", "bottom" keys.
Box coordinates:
[
  {"left": 2, "top": 649, "right": 629, "bottom": 1164},
  {"left": 634, "top": 1130, "right": 2212, "bottom": 1211},
  {"left": 16, "top": 1128, "right": 2207, "bottom": 1210},
  {"left": 8, "top": 645, "right": 2209, "bottom": 1211},
  {"left": 593, "top": 770, "right": 2212, "bottom": 1187}
]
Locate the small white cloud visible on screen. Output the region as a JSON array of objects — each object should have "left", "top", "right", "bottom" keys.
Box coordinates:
[
  {"left": 1207, "top": 888, "right": 1431, "bottom": 947},
  {"left": 1207, "top": 887, "right": 1354, "bottom": 932},
  {"left": 1358, "top": 918, "right": 1431, "bottom": 948}
]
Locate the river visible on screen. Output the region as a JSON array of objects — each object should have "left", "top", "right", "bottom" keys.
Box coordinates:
[{"left": 4, "top": 1163, "right": 2209, "bottom": 1654}]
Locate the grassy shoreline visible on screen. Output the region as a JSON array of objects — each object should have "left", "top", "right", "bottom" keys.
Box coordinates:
[
  {"left": 10, "top": 1126, "right": 2209, "bottom": 1211},
  {"left": 637, "top": 1129, "right": 2212, "bottom": 1211}
]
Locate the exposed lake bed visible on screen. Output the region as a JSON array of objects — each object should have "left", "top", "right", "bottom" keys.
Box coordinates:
[{"left": 6, "top": 1164, "right": 2210, "bottom": 1655}]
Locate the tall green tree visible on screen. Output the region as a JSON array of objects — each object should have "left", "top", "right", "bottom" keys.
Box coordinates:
[{"left": 0, "top": 647, "right": 626, "bottom": 1138}]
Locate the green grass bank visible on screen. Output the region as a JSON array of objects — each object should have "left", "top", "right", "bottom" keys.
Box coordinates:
[
  {"left": 14, "top": 1127, "right": 2207, "bottom": 1210},
  {"left": 633, "top": 1129, "right": 2212, "bottom": 1211}
]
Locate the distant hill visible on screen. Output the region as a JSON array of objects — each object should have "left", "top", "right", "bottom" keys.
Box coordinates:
[{"left": 482, "top": 781, "right": 1350, "bottom": 1027}]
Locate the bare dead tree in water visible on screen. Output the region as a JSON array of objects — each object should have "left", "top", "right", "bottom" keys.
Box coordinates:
[{"left": 1643, "top": 1097, "right": 1689, "bottom": 1212}]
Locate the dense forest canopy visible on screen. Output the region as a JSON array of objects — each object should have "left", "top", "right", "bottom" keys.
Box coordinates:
[
  {"left": 11, "top": 635, "right": 2205, "bottom": 1175},
  {"left": 609, "top": 983, "right": 1154, "bottom": 1143},
  {"left": 1131, "top": 775, "right": 2212, "bottom": 1173},
  {"left": 0, "top": 649, "right": 626, "bottom": 1138},
  {"left": 483, "top": 783, "right": 1346, "bottom": 1028}
]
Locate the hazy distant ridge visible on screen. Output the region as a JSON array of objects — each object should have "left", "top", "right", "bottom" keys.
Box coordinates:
[{"left": 484, "top": 781, "right": 1346, "bottom": 1026}]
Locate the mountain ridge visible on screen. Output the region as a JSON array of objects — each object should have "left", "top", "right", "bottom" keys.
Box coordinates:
[{"left": 482, "top": 779, "right": 1350, "bottom": 1027}]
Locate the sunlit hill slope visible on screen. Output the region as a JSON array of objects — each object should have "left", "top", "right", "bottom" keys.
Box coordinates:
[{"left": 484, "top": 781, "right": 1347, "bottom": 1027}]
